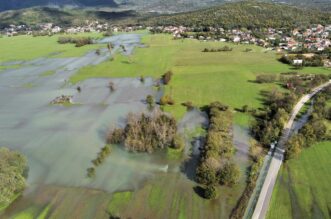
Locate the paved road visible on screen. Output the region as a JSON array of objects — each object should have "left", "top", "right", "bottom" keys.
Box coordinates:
[{"left": 251, "top": 81, "right": 331, "bottom": 219}]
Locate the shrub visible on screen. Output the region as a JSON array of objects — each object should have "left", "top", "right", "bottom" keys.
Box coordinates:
[
  {"left": 182, "top": 101, "right": 195, "bottom": 111},
  {"left": 146, "top": 95, "right": 155, "bottom": 109},
  {"left": 107, "top": 128, "right": 124, "bottom": 144},
  {"left": 0, "top": 147, "right": 28, "bottom": 206},
  {"left": 160, "top": 95, "right": 175, "bottom": 105},
  {"left": 162, "top": 71, "right": 173, "bottom": 85},
  {"left": 256, "top": 74, "right": 277, "bottom": 83},
  {"left": 87, "top": 167, "right": 96, "bottom": 178},
  {"left": 204, "top": 185, "right": 218, "bottom": 199},
  {"left": 172, "top": 134, "right": 185, "bottom": 149},
  {"left": 218, "top": 162, "right": 240, "bottom": 186}
]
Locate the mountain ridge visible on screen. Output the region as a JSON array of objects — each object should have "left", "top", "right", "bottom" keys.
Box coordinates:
[{"left": 1, "top": 0, "right": 331, "bottom": 12}]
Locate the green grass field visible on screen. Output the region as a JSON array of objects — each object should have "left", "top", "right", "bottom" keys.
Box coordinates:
[
  {"left": 267, "top": 141, "right": 331, "bottom": 219},
  {"left": 0, "top": 33, "right": 103, "bottom": 63},
  {"left": 70, "top": 34, "right": 330, "bottom": 124}
]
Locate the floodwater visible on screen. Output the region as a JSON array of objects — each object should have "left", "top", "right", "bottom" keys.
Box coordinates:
[
  {"left": 0, "top": 33, "right": 251, "bottom": 218},
  {"left": 0, "top": 33, "right": 169, "bottom": 196}
]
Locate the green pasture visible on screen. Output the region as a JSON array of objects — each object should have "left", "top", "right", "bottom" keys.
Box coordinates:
[
  {"left": 0, "top": 32, "right": 103, "bottom": 63},
  {"left": 70, "top": 34, "right": 330, "bottom": 124},
  {"left": 267, "top": 141, "right": 331, "bottom": 219}
]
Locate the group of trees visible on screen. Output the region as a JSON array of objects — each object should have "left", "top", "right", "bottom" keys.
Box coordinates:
[
  {"left": 279, "top": 54, "right": 324, "bottom": 67},
  {"left": 87, "top": 145, "right": 112, "bottom": 178},
  {"left": 107, "top": 112, "right": 181, "bottom": 153},
  {"left": 202, "top": 46, "right": 233, "bottom": 53},
  {"left": 280, "top": 73, "right": 329, "bottom": 95},
  {"left": 251, "top": 89, "right": 297, "bottom": 147},
  {"left": 57, "top": 36, "right": 93, "bottom": 47},
  {"left": 0, "top": 147, "right": 27, "bottom": 207},
  {"left": 286, "top": 88, "right": 331, "bottom": 160},
  {"left": 196, "top": 102, "right": 240, "bottom": 199}
]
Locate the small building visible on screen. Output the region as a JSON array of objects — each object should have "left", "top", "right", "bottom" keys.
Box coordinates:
[{"left": 293, "top": 59, "right": 303, "bottom": 65}]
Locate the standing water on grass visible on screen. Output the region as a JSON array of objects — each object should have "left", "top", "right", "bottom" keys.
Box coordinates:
[{"left": 0, "top": 33, "right": 168, "bottom": 195}]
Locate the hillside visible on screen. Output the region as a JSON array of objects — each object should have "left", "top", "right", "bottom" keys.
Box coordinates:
[
  {"left": 0, "top": 0, "right": 117, "bottom": 11},
  {"left": 270, "top": 0, "right": 331, "bottom": 12},
  {"left": 142, "top": 1, "right": 331, "bottom": 28},
  {"left": 0, "top": 7, "right": 138, "bottom": 28},
  {"left": 1, "top": 0, "right": 331, "bottom": 12}
]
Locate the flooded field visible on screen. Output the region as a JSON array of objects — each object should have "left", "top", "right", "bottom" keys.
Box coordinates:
[{"left": 0, "top": 33, "right": 251, "bottom": 218}]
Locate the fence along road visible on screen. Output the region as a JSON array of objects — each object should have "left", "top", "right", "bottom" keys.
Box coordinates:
[{"left": 248, "top": 81, "right": 331, "bottom": 219}]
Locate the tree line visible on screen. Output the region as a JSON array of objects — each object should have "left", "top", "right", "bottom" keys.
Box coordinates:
[
  {"left": 286, "top": 86, "right": 331, "bottom": 160},
  {"left": 196, "top": 102, "right": 240, "bottom": 199},
  {"left": 58, "top": 36, "right": 93, "bottom": 47}
]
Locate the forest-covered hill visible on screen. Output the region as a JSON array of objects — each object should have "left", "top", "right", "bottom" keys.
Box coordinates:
[{"left": 141, "top": 1, "right": 331, "bottom": 28}]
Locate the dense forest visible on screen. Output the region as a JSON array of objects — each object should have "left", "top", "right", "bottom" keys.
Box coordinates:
[{"left": 142, "top": 1, "right": 331, "bottom": 29}]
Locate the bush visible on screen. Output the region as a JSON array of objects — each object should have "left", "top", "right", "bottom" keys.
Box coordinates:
[
  {"left": 0, "top": 147, "right": 28, "bottom": 206},
  {"left": 172, "top": 134, "right": 185, "bottom": 149},
  {"left": 204, "top": 185, "right": 218, "bottom": 199},
  {"left": 160, "top": 95, "right": 175, "bottom": 105},
  {"left": 57, "top": 36, "right": 93, "bottom": 47},
  {"left": 87, "top": 167, "right": 96, "bottom": 178},
  {"left": 218, "top": 162, "right": 241, "bottom": 186},
  {"left": 256, "top": 74, "right": 277, "bottom": 83},
  {"left": 103, "top": 31, "right": 113, "bottom": 37},
  {"left": 182, "top": 101, "right": 195, "bottom": 111},
  {"left": 107, "top": 128, "right": 124, "bottom": 144},
  {"left": 146, "top": 95, "right": 155, "bottom": 109},
  {"left": 162, "top": 71, "right": 173, "bottom": 85}
]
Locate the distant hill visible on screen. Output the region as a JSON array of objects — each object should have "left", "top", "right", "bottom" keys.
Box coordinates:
[
  {"left": 142, "top": 1, "right": 331, "bottom": 28},
  {"left": 270, "top": 0, "right": 331, "bottom": 12},
  {"left": 1, "top": 1, "right": 330, "bottom": 29},
  {"left": 0, "top": 7, "right": 137, "bottom": 28},
  {"left": 1, "top": 0, "right": 331, "bottom": 12},
  {"left": 0, "top": 0, "right": 117, "bottom": 11}
]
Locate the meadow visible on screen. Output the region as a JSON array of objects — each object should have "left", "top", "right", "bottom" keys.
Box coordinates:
[
  {"left": 0, "top": 32, "right": 103, "bottom": 63},
  {"left": 70, "top": 34, "right": 330, "bottom": 125},
  {"left": 267, "top": 141, "right": 331, "bottom": 219}
]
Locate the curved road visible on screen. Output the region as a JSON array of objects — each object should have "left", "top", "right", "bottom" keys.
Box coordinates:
[{"left": 251, "top": 80, "right": 331, "bottom": 219}]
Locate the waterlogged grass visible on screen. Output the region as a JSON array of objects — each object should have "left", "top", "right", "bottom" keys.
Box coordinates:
[
  {"left": 40, "top": 70, "right": 55, "bottom": 77},
  {"left": 108, "top": 191, "right": 133, "bottom": 215},
  {"left": 0, "top": 33, "right": 103, "bottom": 63},
  {"left": 36, "top": 205, "right": 51, "bottom": 219},
  {"left": 148, "top": 185, "right": 166, "bottom": 210},
  {"left": 115, "top": 173, "right": 246, "bottom": 219},
  {"left": 167, "top": 147, "right": 184, "bottom": 160},
  {"left": 71, "top": 34, "right": 329, "bottom": 125},
  {"left": 12, "top": 207, "right": 37, "bottom": 219},
  {"left": 267, "top": 141, "right": 331, "bottom": 219},
  {"left": 70, "top": 34, "right": 178, "bottom": 83},
  {"left": 0, "top": 64, "right": 21, "bottom": 71}
]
